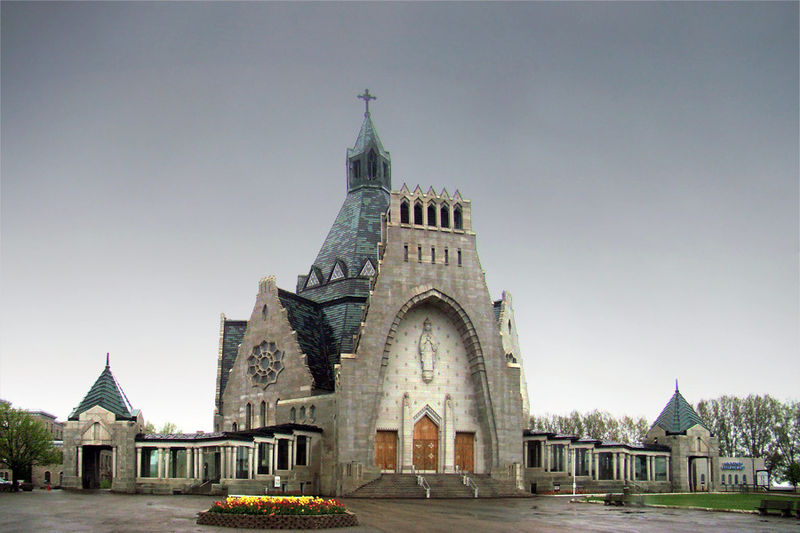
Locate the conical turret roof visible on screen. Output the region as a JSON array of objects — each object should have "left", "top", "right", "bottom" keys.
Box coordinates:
[
  {"left": 68, "top": 355, "right": 134, "bottom": 420},
  {"left": 650, "top": 382, "right": 709, "bottom": 435}
]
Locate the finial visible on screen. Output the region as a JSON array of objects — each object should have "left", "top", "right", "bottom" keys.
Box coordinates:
[
  {"left": 106, "top": 352, "right": 110, "bottom": 368},
  {"left": 357, "top": 88, "right": 376, "bottom": 115},
  {"left": 675, "top": 379, "right": 679, "bottom": 393}
]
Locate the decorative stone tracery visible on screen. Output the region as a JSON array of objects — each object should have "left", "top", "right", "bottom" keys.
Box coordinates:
[{"left": 247, "top": 340, "right": 284, "bottom": 388}]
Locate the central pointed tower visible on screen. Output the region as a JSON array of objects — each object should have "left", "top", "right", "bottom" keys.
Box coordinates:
[{"left": 294, "top": 89, "right": 392, "bottom": 356}]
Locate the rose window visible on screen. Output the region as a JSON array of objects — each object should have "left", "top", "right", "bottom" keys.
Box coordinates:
[{"left": 247, "top": 340, "right": 284, "bottom": 388}]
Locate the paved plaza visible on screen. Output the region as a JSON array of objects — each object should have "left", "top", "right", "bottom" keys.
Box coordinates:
[{"left": 1, "top": 490, "right": 798, "bottom": 532}]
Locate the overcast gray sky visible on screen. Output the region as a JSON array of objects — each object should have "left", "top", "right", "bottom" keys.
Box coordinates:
[{"left": 2, "top": 2, "right": 797, "bottom": 432}]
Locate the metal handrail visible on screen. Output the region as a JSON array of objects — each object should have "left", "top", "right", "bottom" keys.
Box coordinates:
[
  {"left": 417, "top": 475, "right": 431, "bottom": 499},
  {"left": 463, "top": 475, "right": 478, "bottom": 498}
]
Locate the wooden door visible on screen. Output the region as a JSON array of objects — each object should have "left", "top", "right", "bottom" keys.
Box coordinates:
[
  {"left": 454, "top": 432, "right": 475, "bottom": 472},
  {"left": 413, "top": 416, "right": 439, "bottom": 472},
  {"left": 375, "top": 431, "right": 397, "bottom": 471}
]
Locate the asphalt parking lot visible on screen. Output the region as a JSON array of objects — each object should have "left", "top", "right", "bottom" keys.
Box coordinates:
[{"left": 1, "top": 490, "right": 798, "bottom": 532}]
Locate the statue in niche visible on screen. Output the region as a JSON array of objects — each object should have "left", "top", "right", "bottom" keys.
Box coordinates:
[{"left": 418, "top": 318, "right": 438, "bottom": 382}]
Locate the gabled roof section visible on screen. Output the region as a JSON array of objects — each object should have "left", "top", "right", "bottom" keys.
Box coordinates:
[
  {"left": 347, "top": 112, "right": 388, "bottom": 159},
  {"left": 69, "top": 355, "right": 134, "bottom": 421},
  {"left": 651, "top": 382, "right": 709, "bottom": 435},
  {"left": 217, "top": 318, "right": 248, "bottom": 406},
  {"left": 277, "top": 289, "right": 336, "bottom": 391}
]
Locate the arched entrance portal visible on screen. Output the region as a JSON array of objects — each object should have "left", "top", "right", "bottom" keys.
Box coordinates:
[{"left": 413, "top": 416, "right": 439, "bottom": 472}]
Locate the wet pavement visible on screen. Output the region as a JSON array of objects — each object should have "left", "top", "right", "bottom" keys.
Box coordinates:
[{"left": 1, "top": 490, "right": 798, "bottom": 532}]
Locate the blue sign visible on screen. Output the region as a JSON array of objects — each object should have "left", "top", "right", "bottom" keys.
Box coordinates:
[{"left": 721, "top": 462, "right": 744, "bottom": 470}]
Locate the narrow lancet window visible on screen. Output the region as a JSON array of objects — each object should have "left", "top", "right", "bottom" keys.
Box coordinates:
[
  {"left": 414, "top": 202, "right": 423, "bottom": 225},
  {"left": 427, "top": 203, "right": 436, "bottom": 226},
  {"left": 400, "top": 200, "right": 410, "bottom": 224},
  {"left": 440, "top": 204, "right": 450, "bottom": 228},
  {"left": 454, "top": 205, "right": 463, "bottom": 230}
]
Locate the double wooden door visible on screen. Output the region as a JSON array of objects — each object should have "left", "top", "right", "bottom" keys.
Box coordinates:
[
  {"left": 413, "top": 416, "right": 439, "bottom": 471},
  {"left": 454, "top": 432, "right": 475, "bottom": 472},
  {"left": 375, "top": 431, "right": 397, "bottom": 471}
]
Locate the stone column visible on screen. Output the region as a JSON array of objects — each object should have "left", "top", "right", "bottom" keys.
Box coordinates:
[
  {"left": 248, "top": 447, "right": 254, "bottom": 479},
  {"left": 273, "top": 442, "right": 279, "bottom": 473},
  {"left": 136, "top": 448, "right": 142, "bottom": 478},
  {"left": 77, "top": 446, "right": 83, "bottom": 479},
  {"left": 112, "top": 447, "right": 117, "bottom": 479},
  {"left": 220, "top": 447, "right": 226, "bottom": 479},
  {"left": 157, "top": 448, "right": 164, "bottom": 479},
  {"left": 666, "top": 457, "right": 670, "bottom": 482},
  {"left": 165, "top": 448, "right": 171, "bottom": 479},
  {"left": 544, "top": 444, "right": 550, "bottom": 472},
  {"left": 186, "top": 449, "right": 192, "bottom": 480},
  {"left": 402, "top": 394, "right": 412, "bottom": 472},
  {"left": 588, "top": 449, "right": 593, "bottom": 479},
  {"left": 612, "top": 453, "right": 618, "bottom": 480},
  {"left": 646, "top": 455, "right": 652, "bottom": 481},
  {"left": 444, "top": 396, "right": 455, "bottom": 473}
]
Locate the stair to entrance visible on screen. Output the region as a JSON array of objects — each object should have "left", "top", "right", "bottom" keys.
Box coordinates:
[
  {"left": 347, "top": 474, "right": 427, "bottom": 498},
  {"left": 347, "top": 474, "right": 532, "bottom": 498}
]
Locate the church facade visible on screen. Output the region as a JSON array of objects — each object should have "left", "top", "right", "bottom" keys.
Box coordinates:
[{"left": 213, "top": 96, "right": 530, "bottom": 495}]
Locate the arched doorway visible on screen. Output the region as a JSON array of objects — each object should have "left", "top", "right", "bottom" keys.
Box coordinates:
[{"left": 413, "top": 416, "right": 438, "bottom": 472}]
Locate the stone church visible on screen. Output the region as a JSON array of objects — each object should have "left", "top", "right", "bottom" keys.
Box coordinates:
[{"left": 60, "top": 93, "right": 724, "bottom": 497}]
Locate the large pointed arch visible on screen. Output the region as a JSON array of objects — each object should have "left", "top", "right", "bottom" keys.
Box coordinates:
[{"left": 373, "top": 286, "right": 500, "bottom": 469}]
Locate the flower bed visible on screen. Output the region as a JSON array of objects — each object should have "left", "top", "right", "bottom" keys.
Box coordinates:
[{"left": 197, "top": 496, "right": 358, "bottom": 529}]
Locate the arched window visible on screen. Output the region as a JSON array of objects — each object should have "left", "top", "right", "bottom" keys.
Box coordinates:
[
  {"left": 383, "top": 162, "right": 389, "bottom": 178},
  {"left": 453, "top": 205, "right": 463, "bottom": 230},
  {"left": 734, "top": 474, "right": 739, "bottom": 485},
  {"left": 508, "top": 320, "right": 512, "bottom": 334},
  {"left": 246, "top": 403, "right": 252, "bottom": 430},
  {"left": 427, "top": 203, "right": 436, "bottom": 226},
  {"left": 414, "top": 202, "right": 423, "bottom": 225},
  {"left": 400, "top": 200, "right": 410, "bottom": 224},
  {"left": 368, "top": 149, "right": 377, "bottom": 178},
  {"left": 261, "top": 305, "right": 268, "bottom": 319},
  {"left": 232, "top": 422, "right": 238, "bottom": 432},
  {"left": 300, "top": 406, "right": 306, "bottom": 420},
  {"left": 260, "top": 401, "right": 266, "bottom": 427},
  {"left": 743, "top": 474, "right": 747, "bottom": 485},
  {"left": 351, "top": 159, "right": 361, "bottom": 179},
  {"left": 309, "top": 405, "right": 316, "bottom": 422},
  {"left": 290, "top": 407, "right": 296, "bottom": 423},
  {"left": 440, "top": 204, "right": 450, "bottom": 228},
  {"left": 44, "top": 471, "right": 51, "bottom": 484}
]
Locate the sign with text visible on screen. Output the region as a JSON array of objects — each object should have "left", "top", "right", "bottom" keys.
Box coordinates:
[{"left": 274, "top": 475, "right": 281, "bottom": 488}]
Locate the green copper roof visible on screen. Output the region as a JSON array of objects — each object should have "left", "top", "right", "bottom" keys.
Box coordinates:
[
  {"left": 347, "top": 112, "right": 388, "bottom": 159},
  {"left": 651, "top": 384, "right": 709, "bottom": 434},
  {"left": 69, "top": 357, "right": 134, "bottom": 420}
]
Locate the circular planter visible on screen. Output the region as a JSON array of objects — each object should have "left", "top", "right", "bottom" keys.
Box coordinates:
[{"left": 196, "top": 510, "right": 358, "bottom": 529}]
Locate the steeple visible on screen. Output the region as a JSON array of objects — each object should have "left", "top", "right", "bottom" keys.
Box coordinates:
[
  {"left": 650, "top": 383, "right": 709, "bottom": 435},
  {"left": 347, "top": 89, "right": 391, "bottom": 193}
]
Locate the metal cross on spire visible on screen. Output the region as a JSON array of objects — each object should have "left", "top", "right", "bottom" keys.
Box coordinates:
[{"left": 357, "top": 88, "right": 377, "bottom": 114}]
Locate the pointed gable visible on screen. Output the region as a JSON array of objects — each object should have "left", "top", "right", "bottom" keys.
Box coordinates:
[
  {"left": 651, "top": 384, "right": 709, "bottom": 435},
  {"left": 69, "top": 356, "right": 134, "bottom": 420}
]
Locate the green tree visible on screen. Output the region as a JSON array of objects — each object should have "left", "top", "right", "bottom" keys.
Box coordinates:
[
  {"left": 0, "top": 403, "right": 61, "bottom": 483},
  {"left": 142, "top": 421, "right": 181, "bottom": 434},
  {"left": 784, "top": 461, "right": 800, "bottom": 492}
]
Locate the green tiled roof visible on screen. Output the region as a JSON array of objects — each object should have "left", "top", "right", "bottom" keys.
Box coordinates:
[
  {"left": 651, "top": 385, "right": 709, "bottom": 434},
  {"left": 69, "top": 358, "right": 134, "bottom": 420}
]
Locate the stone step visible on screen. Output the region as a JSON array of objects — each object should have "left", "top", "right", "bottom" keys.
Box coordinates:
[{"left": 347, "top": 473, "right": 531, "bottom": 499}]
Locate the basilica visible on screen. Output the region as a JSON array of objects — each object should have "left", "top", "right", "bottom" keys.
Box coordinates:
[{"left": 60, "top": 94, "right": 723, "bottom": 497}]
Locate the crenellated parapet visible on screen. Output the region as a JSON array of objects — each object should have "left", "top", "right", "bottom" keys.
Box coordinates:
[{"left": 389, "top": 184, "right": 472, "bottom": 233}]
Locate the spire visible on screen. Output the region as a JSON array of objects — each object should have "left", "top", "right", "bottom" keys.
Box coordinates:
[
  {"left": 675, "top": 379, "right": 679, "bottom": 393},
  {"left": 106, "top": 352, "right": 110, "bottom": 368},
  {"left": 346, "top": 89, "right": 391, "bottom": 193}
]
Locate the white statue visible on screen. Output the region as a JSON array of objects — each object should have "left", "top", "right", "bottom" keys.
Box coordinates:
[{"left": 418, "top": 318, "right": 438, "bottom": 382}]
